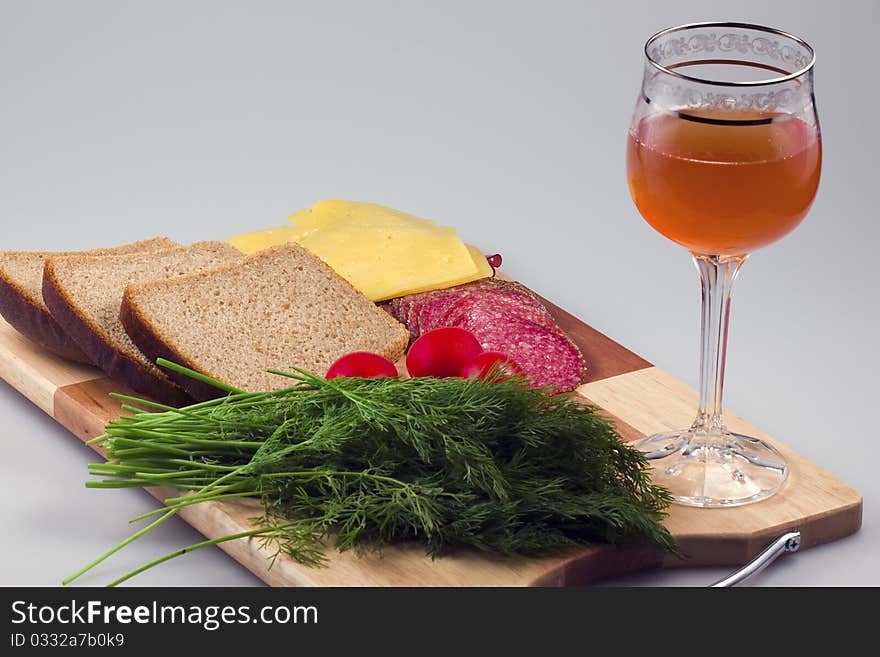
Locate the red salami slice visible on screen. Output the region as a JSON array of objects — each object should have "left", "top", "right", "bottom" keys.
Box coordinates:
[
  {"left": 477, "top": 279, "right": 546, "bottom": 305},
  {"left": 416, "top": 291, "right": 470, "bottom": 336},
  {"left": 406, "top": 279, "right": 508, "bottom": 337},
  {"left": 397, "top": 297, "right": 421, "bottom": 329},
  {"left": 438, "top": 289, "right": 556, "bottom": 332},
  {"left": 451, "top": 307, "right": 585, "bottom": 392},
  {"left": 406, "top": 289, "right": 467, "bottom": 338},
  {"left": 391, "top": 279, "right": 498, "bottom": 329},
  {"left": 387, "top": 291, "right": 440, "bottom": 335},
  {"left": 386, "top": 296, "right": 413, "bottom": 323},
  {"left": 414, "top": 280, "right": 541, "bottom": 335},
  {"left": 386, "top": 279, "right": 587, "bottom": 391}
]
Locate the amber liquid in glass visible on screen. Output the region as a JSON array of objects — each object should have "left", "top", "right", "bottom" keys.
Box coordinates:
[{"left": 626, "top": 111, "right": 822, "bottom": 255}]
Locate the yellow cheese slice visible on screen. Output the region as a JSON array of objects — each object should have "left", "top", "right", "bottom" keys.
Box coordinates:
[
  {"left": 226, "top": 225, "right": 296, "bottom": 254},
  {"left": 227, "top": 200, "right": 493, "bottom": 301},
  {"left": 467, "top": 244, "right": 494, "bottom": 279},
  {"left": 296, "top": 224, "right": 481, "bottom": 301},
  {"left": 288, "top": 200, "right": 435, "bottom": 237}
]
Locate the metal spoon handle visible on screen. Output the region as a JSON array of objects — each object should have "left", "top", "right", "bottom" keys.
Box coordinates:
[{"left": 710, "top": 531, "right": 801, "bottom": 587}]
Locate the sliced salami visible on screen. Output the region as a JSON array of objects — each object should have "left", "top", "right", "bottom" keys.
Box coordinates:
[
  {"left": 450, "top": 307, "right": 585, "bottom": 392},
  {"left": 416, "top": 290, "right": 470, "bottom": 337},
  {"left": 414, "top": 280, "right": 543, "bottom": 335},
  {"left": 396, "top": 296, "right": 422, "bottom": 325},
  {"left": 437, "top": 289, "right": 556, "bottom": 333},
  {"left": 385, "top": 277, "right": 587, "bottom": 391},
  {"left": 393, "top": 280, "right": 489, "bottom": 322},
  {"left": 386, "top": 297, "right": 411, "bottom": 323},
  {"left": 475, "top": 279, "right": 547, "bottom": 306},
  {"left": 406, "top": 289, "right": 466, "bottom": 338}
]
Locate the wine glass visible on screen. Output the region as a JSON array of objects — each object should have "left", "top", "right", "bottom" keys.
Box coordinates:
[{"left": 626, "top": 22, "right": 821, "bottom": 507}]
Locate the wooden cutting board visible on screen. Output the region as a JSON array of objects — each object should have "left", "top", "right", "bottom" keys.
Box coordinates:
[{"left": 0, "top": 293, "right": 862, "bottom": 586}]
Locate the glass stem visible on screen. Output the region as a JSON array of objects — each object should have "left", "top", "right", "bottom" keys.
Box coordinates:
[{"left": 691, "top": 254, "right": 746, "bottom": 436}]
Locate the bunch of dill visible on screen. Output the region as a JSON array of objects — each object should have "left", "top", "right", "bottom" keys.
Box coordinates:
[{"left": 68, "top": 363, "right": 675, "bottom": 586}]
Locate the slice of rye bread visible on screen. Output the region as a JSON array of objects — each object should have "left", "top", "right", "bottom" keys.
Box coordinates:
[
  {"left": 42, "top": 242, "right": 243, "bottom": 404},
  {"left": 0, "top": 238, "right": 177, "bottom": 362},
  {"left": 120, "top": 243, "right": 411, "bottom": 401}
]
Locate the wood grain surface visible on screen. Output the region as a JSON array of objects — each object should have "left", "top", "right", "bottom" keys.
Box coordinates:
[{"left": 0, "top": 291, "right": 863, "bottom": 585}]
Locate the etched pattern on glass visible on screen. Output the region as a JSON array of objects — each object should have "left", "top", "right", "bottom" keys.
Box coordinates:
[
  {"left": 648, "top": 31, "right": 810, "bottom": 70},
  {"left": 643, "top": 72, "right": 811, "bottom": 114}
]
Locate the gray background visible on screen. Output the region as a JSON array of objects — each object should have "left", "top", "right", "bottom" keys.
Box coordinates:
[{"left": 1, "top": 0, "right": 875, "bottom": 587}]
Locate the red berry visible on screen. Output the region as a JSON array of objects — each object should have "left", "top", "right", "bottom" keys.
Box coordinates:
[
  {"left": 486, "top": 254, "right": 503, "bottom": 269},
  {"left": 406, "top": 327, "right": 483, "bottom": 378},
  {"left": 326, "top": 352, "right": 398, "bottom": 379}
]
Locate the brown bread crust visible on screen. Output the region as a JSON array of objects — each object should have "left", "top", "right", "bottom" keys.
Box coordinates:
[
  {"left": 119, "top": 245, "right": 411, "bottom": 402},
  {"left": 42, "top": 261, "right": 192, "bottom": 406},
  {"left": 119, "top": 288, "right": 226, "bottom": 402},
  {"left": 0, "top": 238, "right": 178, "bottom": 363},
  {"left": 0, "top": 270, "right": 91, "bottom": 362}
]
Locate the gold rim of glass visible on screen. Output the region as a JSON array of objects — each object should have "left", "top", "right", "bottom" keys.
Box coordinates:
[{"left": 644, "top": 21, "right": 816, "bottom": 87}]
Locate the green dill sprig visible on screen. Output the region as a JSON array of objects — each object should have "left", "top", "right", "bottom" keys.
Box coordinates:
[{"left": 66, "top": 365, "right": 675, "bottom": 586}]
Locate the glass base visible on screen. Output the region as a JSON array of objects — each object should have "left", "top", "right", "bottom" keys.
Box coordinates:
[{"left": 635, "top": 429, "right": 789, "bottom": 508}]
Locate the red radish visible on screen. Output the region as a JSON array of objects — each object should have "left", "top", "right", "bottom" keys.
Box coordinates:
[
  {"left": 326, "top": 352, "right": 398, "bottom": 379},
  {"left": 460, "top": 351, "right": 523, "bottom": 381},
  {"left": 406, "top": 327, "right": 483, "bottom": 378}
]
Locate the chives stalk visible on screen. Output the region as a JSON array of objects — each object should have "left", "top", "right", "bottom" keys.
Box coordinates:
[{"left": 63, "top": 509, "right": 179, "bottom": 585}]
